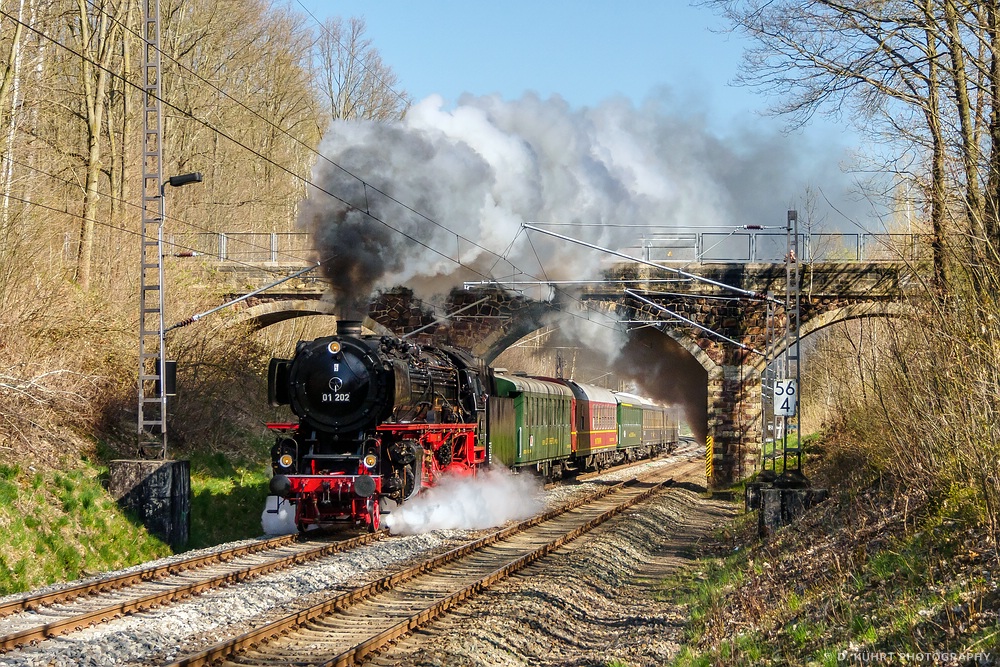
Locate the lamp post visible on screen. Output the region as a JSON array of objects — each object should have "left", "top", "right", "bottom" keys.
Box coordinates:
[{"left": 154, "top": 171, "right": 202, "bottom": 458}]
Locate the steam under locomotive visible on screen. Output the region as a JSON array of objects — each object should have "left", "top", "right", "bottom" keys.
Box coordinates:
[{"left": 266, "top": 321, "right": 678, "bottom": 532}]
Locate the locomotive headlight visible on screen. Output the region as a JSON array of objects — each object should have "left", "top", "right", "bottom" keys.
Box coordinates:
[
  {"left": 327, "top": 341, "right": 342, "bottom": 355},
  {"left": 278, "top": 453, "right": 294, "bottom": 469},
  {"left": 363, "top": 453, "right": 378, "bottom": 469}
]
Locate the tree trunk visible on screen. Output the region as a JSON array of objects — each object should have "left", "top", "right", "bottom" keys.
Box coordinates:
[
  {"left": 943, "top": 0, "right": 988, "bottom": 273},
  {"left": 73, "top": 0, "right": 121, "bottom": 292},
  {"left": 0, "top": 0, "right": 26, "bottom": 236},
  {"left": 924, "top": 0, "right": 949, "bottom": 297},
  {"left": 986, "top": 0, "right": 1000, "bottom": 254}
]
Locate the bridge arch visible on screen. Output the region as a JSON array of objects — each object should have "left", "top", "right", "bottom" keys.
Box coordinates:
[
  {"left": 232, "top": 299, "right": 338, "bottom": 331},
  {"left": 762, "top": 300, "right": 917, "bottom": 365},
  {"left": 231, "top": 300, "right": 394, "bottom": 336}
]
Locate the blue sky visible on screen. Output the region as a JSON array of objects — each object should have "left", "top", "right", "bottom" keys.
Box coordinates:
[
  {"left": 293, "top": 1, "right": 878, "bottom": 234},
  {"left": 295, "top": 1, "right": 817, "bottom": 134}
]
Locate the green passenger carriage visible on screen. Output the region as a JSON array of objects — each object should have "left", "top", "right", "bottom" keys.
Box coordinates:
[
  {"left": 616, "top": 394, "right": 644, "bottom": 450},
  {"left": 488, "top": 372, "right": 573, "bottom": 471}
]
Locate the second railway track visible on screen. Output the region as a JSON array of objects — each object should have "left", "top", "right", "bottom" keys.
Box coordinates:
[{"left": 0, "top": 532, "right": 383, "bottom": 652}]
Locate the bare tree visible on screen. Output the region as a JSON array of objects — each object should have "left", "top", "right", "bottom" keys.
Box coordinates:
[
  {"left": 0, "top": 0, "right": 413, "bottom": 464},
  {"left": 708, "top": 0, "right": 1000, "bottom": 542},
  {"left": 158, "top": 0, "right": 322, "bottom": 235},
  {"left": 69, "top": 0, "right": 125, "bottom": 292},
  {"left": 314, "top": 16, "right": 410, "bottom": 124},
  {"left": 701, "top": 0, "right": 1000, "bottom": 295},
  {"left": 0, "top": 0, "right": 26, "bottom": 146},
  {"left": 0, "top": 0, "right": 28, "bottom": 253}
]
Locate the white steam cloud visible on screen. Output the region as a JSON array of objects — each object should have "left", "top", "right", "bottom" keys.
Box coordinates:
[
  {"left": 303, "top": 92, "right": 860, "bottom": 314},
  {"left": 261, "top": 495, "right": 297, "bottom": 535},
  {"left": 384, "top": 467, "right": 544, "bottom": 535}
]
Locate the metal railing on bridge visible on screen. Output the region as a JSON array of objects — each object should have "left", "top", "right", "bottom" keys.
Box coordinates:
[
  {"left": 623, "top": 231, "right": 930, "bottom": 263},
  {"left": 625, "top": 231, "right": 929, "bottom": 263},
  {"left": 170, "top": 232, "right": 315, "bottom": 264},
  {"left": 170, "top": 230, "right": 928, "bottom": 265}
]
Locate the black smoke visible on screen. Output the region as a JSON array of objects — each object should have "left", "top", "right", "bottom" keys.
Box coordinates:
[
  {"left": 619, "top": 326, "right": 708, "bottom": 443},
  {"left": 301, "top": 92, "right": 868, "bottom": 316}
]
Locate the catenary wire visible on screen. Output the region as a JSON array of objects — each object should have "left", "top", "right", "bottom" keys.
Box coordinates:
[
  {"left": 0, "top": 155, "right": 312, "bottom": 272},
  {"left": 0, "top": 191, "right": 331, "bottom": 279},
  {"left": 2, "top": 7, "right": 668, "bottom": 336},
  {"left": 9, "top": 5, "right": 594, "bottom": 308},
  {"left": 0, "top": 7, "right": 476, "bottom": 277},
  {"left": 81, "top": 0, "right": 526, "bottom": 277}
]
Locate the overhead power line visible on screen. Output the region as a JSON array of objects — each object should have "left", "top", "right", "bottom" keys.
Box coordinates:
[
  {"left": 80, "top": 0, "right": 520, "bottom": 280},
  {"left": 0, "top": 6, "right": 665, "bottom": 339},
  {"left": 1, "top": 154, "right": 313, "bottom": 272},
  {"left": 0, "top": 7, "right": 479, "bottom": 278},
  {"left": 2, "top": 5, "right": 610, "bottom": 319},
  {"left": 1, "top": 190, "right": 324, "bottom": 277}
]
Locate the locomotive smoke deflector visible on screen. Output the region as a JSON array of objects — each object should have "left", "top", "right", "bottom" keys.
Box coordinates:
[{"left": 268, "top": 357, "right": 291, "bottom": 406}]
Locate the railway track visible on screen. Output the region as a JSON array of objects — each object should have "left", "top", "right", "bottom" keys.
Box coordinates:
[
  {"left": 0, "top": 449, "right": 703, "bottom": 666},
  {"left": 163, "top": 464, "right": 681, "bottom": 667},
  {"left": 0, "top": 531, "right": 382, "bottom": 652}
]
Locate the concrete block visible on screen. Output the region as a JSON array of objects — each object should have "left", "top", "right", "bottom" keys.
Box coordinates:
[
  {"left": 745, "top": 482, "right": 764, "bottom": 510},
  {"left": 760, "top": 488, "right": 784, "bottom": 537},
  {"left": 109, "top": 460, "right": 190, "bottom": 549},
  {"left": 758, "top": 486, "right": 828, "bottom": 538}
]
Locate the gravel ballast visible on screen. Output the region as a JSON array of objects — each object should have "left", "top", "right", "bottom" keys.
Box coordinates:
[{"left": 0, "top": 445, "right": 728, "bottom": 667}]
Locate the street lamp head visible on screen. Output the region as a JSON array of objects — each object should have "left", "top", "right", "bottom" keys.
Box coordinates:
[{"left": 167, "top": 172, "right": 203, "bottom": 188}]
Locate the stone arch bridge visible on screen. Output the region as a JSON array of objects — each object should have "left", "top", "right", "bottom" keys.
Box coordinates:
[{"left": 228, "top": 261, "right": 914, "bottom": 487}]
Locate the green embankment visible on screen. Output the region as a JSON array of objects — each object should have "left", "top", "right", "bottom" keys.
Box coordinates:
[{"left": 0, "top": 448, "right": 272, "bottom": 596}]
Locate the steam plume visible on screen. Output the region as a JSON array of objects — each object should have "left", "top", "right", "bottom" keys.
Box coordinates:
[
  {"left": 261, "top": 495, "right": 297, "bottom": 535},
  {"left": 300, "top": 92, "right": 858, "bottom": 315},
  {"left": 384, "top": 468, "right": 543, "bottom": 535}
]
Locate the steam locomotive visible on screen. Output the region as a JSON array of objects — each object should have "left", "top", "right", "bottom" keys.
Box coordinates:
[{"left": 266, "top": 321, "right": 679, "bottom": 532}]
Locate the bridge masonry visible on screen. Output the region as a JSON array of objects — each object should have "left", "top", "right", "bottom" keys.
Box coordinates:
[
  {"left": 224, "top": 259, "right": 914, "bottom": 489},
  {"left": 590, "top": 261, "right": 913, "bottom": 487}
]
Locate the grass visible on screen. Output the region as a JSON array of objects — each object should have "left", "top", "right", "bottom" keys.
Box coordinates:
[
  {"left": 187, "top": 449, "right": 272, "bottom": 549},
  {"left": 0, "top": 434, "right": 277, "bottom": 593},
  {"left": 758, "top": 431, "right": 822, "bottom": 478},
  {"left": 0, "top": 463, "right": 172, "bottom": 595}
]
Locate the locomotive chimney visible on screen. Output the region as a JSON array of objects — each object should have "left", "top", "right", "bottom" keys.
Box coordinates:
[{"left": 337, "top": 320, "right": 363, "bottom": 336}]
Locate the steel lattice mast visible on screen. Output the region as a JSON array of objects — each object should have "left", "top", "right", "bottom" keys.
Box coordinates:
[{"left": 137, "top": 0, "right": 166, "bottom": 459}]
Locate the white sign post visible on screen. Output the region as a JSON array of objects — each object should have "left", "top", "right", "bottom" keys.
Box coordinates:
[{"left": 774, "top": 379, "right": 797, "bottom": 417}]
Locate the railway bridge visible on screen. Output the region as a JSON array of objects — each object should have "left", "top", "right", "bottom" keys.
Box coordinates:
[{"left": 180, "top": 230, "right": 920, "bottom": 487}]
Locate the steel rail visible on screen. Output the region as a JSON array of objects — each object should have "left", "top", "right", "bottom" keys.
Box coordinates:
[
  {"left": 164, "top": 475, "right": 672, "bottom": 667},
  {"left": 0, "top": 531, "right": 383, "bottom": 652},
  {"left": 0, "top": 534, "right": 301, "bottom": 620}
]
